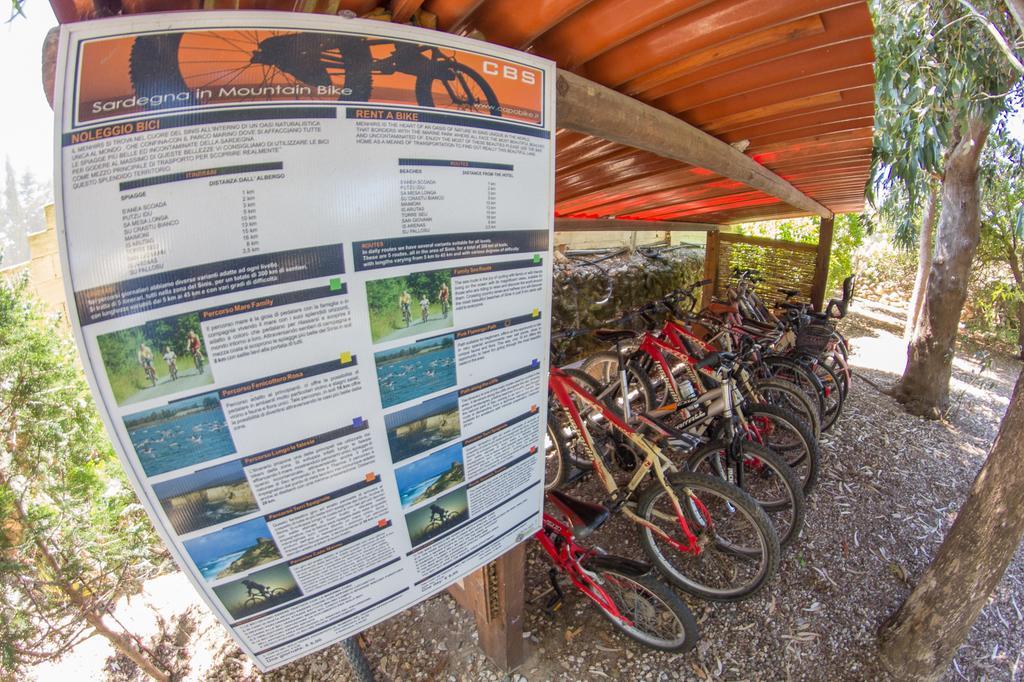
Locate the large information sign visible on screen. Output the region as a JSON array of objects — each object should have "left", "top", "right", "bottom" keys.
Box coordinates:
[{"left": 53, "top": 13, "right": 554, "bottom": 670}]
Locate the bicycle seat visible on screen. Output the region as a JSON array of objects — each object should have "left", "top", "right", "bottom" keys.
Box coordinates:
[
  {"left": 822, "top": 274, "right": 855, "bottom": 319},
  {"left": 777, "top": 287, "right": 800, "bottom": 298},
  {"left": 706, "top": 302, "right": 739, "bottom": 315},
  {"left": 593, "top": 329, "right": 637, "bottom": 343},
  {"left": 548, "top": 490, "right": 610, "bottom": 540}
]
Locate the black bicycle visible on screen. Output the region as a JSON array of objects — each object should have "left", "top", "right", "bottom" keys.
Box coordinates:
[{"left": 129, "top": 30, "right": 501, "bottom": 117}]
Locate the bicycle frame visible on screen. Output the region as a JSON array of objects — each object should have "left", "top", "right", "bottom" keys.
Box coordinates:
[
  {"left": 659, "top": 317, "right": 717, "bottom": 357},
  {"left": 722, "top": 274, "right": 852, "bottom": 387},
  {"left": 612, "top": 330, "right": 774, "bottom": 481},
  {"left": 548, "top": 368, "right": 703, "bottom": 555},
  {"left": 628, "top": 331, "right": 746, "bottom": 440},
  {"left": 534, "top": 513, "right": 631, "bottom": 623},
  {"left": 365, "top": 41, "right": 455, "bottom": 74}
]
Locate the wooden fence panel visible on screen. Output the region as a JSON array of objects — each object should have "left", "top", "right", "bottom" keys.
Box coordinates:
[{"left": 713, "top": 233, "right": 818, "bottom": 307}]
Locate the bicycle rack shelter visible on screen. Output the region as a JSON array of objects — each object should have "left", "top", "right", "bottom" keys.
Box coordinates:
[{"left": 43, "top": 0, "right": 875, "bottom": 671}]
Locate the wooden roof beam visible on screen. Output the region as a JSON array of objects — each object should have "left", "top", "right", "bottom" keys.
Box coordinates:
[
  {"left": 555, "top": 218, "right": 721, "bottom": 232},
  {"left": 555, "top": 69, "right": 833, "bottom": 219}
]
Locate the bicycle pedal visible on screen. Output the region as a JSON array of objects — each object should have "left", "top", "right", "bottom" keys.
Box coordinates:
[{"left": 544, "top": 593, "right": 564, "bottom": 612}]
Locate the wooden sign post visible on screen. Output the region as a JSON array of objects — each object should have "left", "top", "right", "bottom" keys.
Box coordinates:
[{"left": 447, "top": 543, "right": 528, "bottom": 670}]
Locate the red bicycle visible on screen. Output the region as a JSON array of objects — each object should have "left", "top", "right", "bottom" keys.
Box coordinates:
[
  {"left": 578, "top": 285, "right": 821, "bottom": 496},
  {"left": 546, "top": 330, "right": 780, "bottom": 602},
  {"left": 535, "top": 489, "right": 698, "bottom": 652}
]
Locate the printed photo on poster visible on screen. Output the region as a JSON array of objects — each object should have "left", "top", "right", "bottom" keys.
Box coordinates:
[
  {"left": 393, "top": 442, "right": 464, "bottom": 508},
  {"left": 152, "top": 459, "right": 258, "bottom": 535},
  {"left": 374, "top": 334, "right": 455, "bottom": 408},
  {"left": 404, "top": 486, "right": 469, "bottom": 547},
  {"left": 365, "top": 268, "right": 453, "bottom": 344},
  {"left": 384, "top": 391, "right": 460, "bottom": 463},
  {"left": 96, "top": 311, "right": 212, "bottom": 406},
  {"left": 212, "top": 562, "right": 303, "bottom": 620},
  {"left": 124, "top": 391, "right": 235, "bottom": 477},
  {"left": 183, "top": 517, "right": 282, "bottom": 581}
]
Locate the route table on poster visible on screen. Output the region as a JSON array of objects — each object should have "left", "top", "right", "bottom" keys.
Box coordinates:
[{"left": 52, "top": 13, "right": 554, "bottom": 671}]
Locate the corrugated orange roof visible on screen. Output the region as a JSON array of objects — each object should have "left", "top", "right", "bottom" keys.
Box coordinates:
[{"left": 427, "top": 0, "right": 875, "bottom": 224}]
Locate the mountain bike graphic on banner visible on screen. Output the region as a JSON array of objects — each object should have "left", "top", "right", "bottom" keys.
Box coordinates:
[{"left": 74, "top": 28, "right": 550, "bottom": 125}]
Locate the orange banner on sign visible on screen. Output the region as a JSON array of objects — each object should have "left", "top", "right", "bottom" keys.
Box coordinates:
[{"left": 75, "top": 29, "right": 545, "bottom": 125}]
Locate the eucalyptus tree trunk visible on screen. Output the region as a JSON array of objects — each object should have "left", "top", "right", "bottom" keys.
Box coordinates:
[
  {"left": 904, "top": 183, "right": 939, "bottom": 342},
  {"left": 893, "top": 116, "right": 992, "bottom": 417},
  {"left": 1017, "top": 302, "right": 1024, "bottom": 361},
  {"left": 1008, "top": 0, "right": 1024, "bottom": 36},
  {"left": 1008, "top": 248, "right": 1024, "bottom": 359},
  {"left": 879, "top": 368, "right": 1024, "bottom": 679}
]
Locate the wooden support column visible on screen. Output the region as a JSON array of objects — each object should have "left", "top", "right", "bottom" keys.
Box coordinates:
[
  {"left": 555, "top": 70, "right": 832, "bottom": 220},
  {"left": 810, "top": 216, "right": 835, "bottom": 311},
  {"left": 446, "top": 543, "right": 526, "bottom": 671},
  {"left": 702, "top": 231, "right": 720, "bottom": 308}
]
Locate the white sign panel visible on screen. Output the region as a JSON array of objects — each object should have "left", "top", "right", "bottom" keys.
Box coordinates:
[{"left": 53, "top": 13, "right": 554, "bottom": 670}]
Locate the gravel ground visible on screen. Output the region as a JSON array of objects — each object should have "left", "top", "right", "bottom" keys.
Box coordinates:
[{"left": 34, "top": 303, "right": 1023, "bottom": 681}]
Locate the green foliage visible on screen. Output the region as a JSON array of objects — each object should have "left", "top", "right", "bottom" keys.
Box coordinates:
[
  {"left": 869, "top": 0, "right": 1020, "bottom": 237},
  {"left": 733, "top": 215, "right": 866, "bottom": 299},
  {"left": 6, "top": 0, "right": 26, "bottom": 20},
  {"left": 856, "top": 114, "right": 1024, "bottom": 350},
  {"left": 96, "top": 312, "right": 205, "bottom": 401},
  {"left": 829, "top": 214, "right": 868, "bottom": 296},
  {"left": 732, "top": 217, "right": 818, "bottom": 244},
  {"left": 0, "top": 277, "right": 165, "bottom": 677},
  {"left": 971, "top": 124, "right": 1024, "bottom": 347}
]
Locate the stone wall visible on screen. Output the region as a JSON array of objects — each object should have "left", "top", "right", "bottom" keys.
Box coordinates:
[{"left": 552, "top": 247, "right": 704, "bottom": 361}]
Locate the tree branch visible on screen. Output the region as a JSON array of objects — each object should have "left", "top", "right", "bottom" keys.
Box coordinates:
[
  {"left": 1007, "top": 0, "right": 1024, "bottom": 38},
  {"left": 958, "top": 0, "right": 1024, "bottom": 74}
]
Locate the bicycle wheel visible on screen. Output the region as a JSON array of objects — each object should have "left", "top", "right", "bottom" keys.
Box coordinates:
[
  {"left": 763, "top": 356, "right": 826, "bottom": 430},
  {"left": 129, "top": 32, "right": 372, "bottom": 109},
  {"left": 414, "top": 62, "right": 501, "bottom": 116},
  {"left": 604, "top": 348, "right": 695, "bottom": 410},
  {"left": 636, "top": 472, "right": 779, "bottom": 601},
  {"left": 579, "top": 351, "right": 657, "bottom": 419},
  {"left": 742, "top": 403, "right": 820, "bottom": 495},
  {"left": 552, "top": 367, "right": 645, "bottom": 472},
  {"left": 582, "top": 563, "right": 699, "bottom": 652},
  {"left": 822, "top": 346, "right": 851, "bottom": 399},
  {"left": 544, "top": 413, "right": 567, "bottom": 490},
  {"left": 805, "top": 358, "right": 845, "bottom": 431},
  {"left": 686, "top": 439, "right": 805, "bottom": 547},
  {"left": 754, "top": 378, "right": 821, "bottom": 441}
]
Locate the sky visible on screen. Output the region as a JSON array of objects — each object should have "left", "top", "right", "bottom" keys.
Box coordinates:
[{"left": 0, "top": 2, "right": 58, "bottom": 185}]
